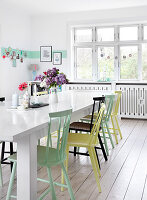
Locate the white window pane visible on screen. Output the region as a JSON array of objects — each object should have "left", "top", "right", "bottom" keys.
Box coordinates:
[
  {"left": 144, "top": 26, "right": 147, "bottom": 40},
  {"left": 97, "top": 28, "right": 114, "bottom": 42},
  {"left": 120, "top": 46, "right": 138, "bottom": 79},
  {"left": 76, "top": 48, "right": 92, "bottom": 80},
  {"left": 98, "top": 47, "right": 114, "bottom": 81},
  {"left": 75, "top": 29, "right": 92, "bottom": 42},
  {"left": 120, "top": 26, "right": 138, "bottom": 41},
  {"left": 142, "top": 44, "right": 147, "bottom": 80}
]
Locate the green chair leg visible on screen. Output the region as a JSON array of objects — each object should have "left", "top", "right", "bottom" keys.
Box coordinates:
[
  {"left": 0, "top": 162, "right": 3, "bottom": 187},
  {"left": 47, "top": 167, "right": 57, "bottom": 200},
  {"left": 101, "top": 123, "right": 109, "bottom": 156},
  {"left": 6, "top": 162, "right": 17, "bottom": 200},
  {"left": 105, "top": 122, "right": 114, "bottom": 148},
  {"left": 61, "top": 163, "right": 75, "bottom": 200},
  {"left": 111, "top": 115, "right": 118, "bottom": 144}
]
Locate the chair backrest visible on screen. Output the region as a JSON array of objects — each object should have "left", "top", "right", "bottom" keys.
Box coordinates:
[
  {"left": 104, "top": 95, "right": 115, "bottom": 122},
  {"left": 47, "top": 109, "right": 72, "bottom": 161},
  {"left": 90, "top": 104, "right": 105, "bottom": 144},
  {"left": 90, "top": 96, "right": 105, "bottom": 131},
  {"left": 112, "top": 91, "right": 122, "bottom": 115}
]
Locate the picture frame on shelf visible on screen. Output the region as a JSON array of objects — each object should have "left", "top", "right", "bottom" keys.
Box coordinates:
[
  {"left": 53, "top": 52, "right": 62, "bottom": 65},
  {"left": 40, "top": 46, "right": 52, "bottom": 62}
]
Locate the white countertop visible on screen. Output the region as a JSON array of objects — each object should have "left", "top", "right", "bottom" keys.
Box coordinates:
[{"left": 0, "top": 90, "right": 113, "bottom": 142}]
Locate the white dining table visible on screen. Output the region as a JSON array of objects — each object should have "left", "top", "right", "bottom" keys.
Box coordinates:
[{"left": 0, "top": 90, "right": 113, "bottom": 200}]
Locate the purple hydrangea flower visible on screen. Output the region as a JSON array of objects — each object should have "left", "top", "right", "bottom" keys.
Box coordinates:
[{"left": 35, "top": 67, "right": 68, "bottom": 89}]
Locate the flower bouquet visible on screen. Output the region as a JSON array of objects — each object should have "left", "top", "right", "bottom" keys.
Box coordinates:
[
  {"left": 18, "top": 82, "right": 30, "bottom": 109},
  {"left": 35, "top": 68, "right": 68, "bottom": 103},
  {"left": 35, "top": 67, "right": 68, "bottom": 89}
]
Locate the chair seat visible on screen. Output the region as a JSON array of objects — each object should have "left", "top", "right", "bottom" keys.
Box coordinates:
[
  {"left": 69, "top": 122, "right": 92, "bottom": 132},
  {"left": 67, "top": 133, "right": 97, "bottom": 147},
  {"left": 37, "top": 146, "right": 65, "bottom": 167},
  {"left": 8, "top": 146, "right": 66, "bottom": 167}
]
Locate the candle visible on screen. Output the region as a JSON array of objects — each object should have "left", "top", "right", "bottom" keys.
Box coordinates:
[{"left": 12, "top": 93, "right": 18, "bottom": 108}]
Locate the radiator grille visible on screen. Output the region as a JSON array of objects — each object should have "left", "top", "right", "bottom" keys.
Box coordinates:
[{"left": 116, "top": 85, "right": 147, "bottom": 118}]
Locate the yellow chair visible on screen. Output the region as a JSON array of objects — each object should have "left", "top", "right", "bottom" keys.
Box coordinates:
[
  {"left": 62, "top": 104, "right": 105, "bottom": 193},
  {"left": 110, "top": 91, "right": 122, "bottom": 144}
]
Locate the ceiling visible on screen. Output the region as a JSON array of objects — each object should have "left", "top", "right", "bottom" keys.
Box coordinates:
[{"left": 2, "top": 0, "right": 147, "bottom": 15}]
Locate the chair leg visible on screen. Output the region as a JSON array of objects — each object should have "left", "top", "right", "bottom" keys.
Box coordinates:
[
  {"left": 74, "top": 147, "right": 77, "bottom": 156},
  {"left": 10, "top": 143, "right": 14, "bottom": 171},
  {"left": 94, "top": 147, "right": 101, "bottom": 169},
  {"left": 111, "top": 115, "right": 118, "bottom": 144},
  {"left": 6, "top": 162, "right": 17, "bottom": 200},
  {"left": 115, "top": 116, "right": 122, "bottom": 139},
  {"left": 61, "top": 163, "right": 75, "bottom": 200},
  {"left": 61, "top": 145, "right": 69, "bottom": 192},
  {"left": 88, "top": 147, "right": 101, "bottom": 192},
  {"left": 74, "top": 131, "right": 78, "bottom": 156},
  {"left": 101, "top": 123, "right": 109, "bottom": 156},
  {"left": 0, "top": 161, "right": 3, "bottom": 187},
  {"left": 98, "top": 134, "right": 108, "bottom": 161},
  {"left": 105, "top": 122, "right": 114, "bottom": 149},
  {"left": 47, "top": 167, "right": 57, "bottom": 200},
  {"left": 91, "top": 148, "right": 101, "bottom": 177},
  {"left": 1, "top": 142, "right": 5, "bottom": 162}
]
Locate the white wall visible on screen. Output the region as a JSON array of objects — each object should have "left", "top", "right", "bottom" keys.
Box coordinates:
[
  {"left": 31, "top": 6, "right": 147, "bottom": 80},
  {"left": 0, "top": 4, "right": 31, "bottom": 100}
]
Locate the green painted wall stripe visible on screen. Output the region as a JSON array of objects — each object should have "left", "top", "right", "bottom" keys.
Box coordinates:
[
  {"left": 1, "top": 48, "right": 67, "bottom": 59},
  {"left": 29, "top": 50, "right": 67, "bottom": 59},
  {"left": 27, "top": 51, "right": 40, "bottom": 59}
]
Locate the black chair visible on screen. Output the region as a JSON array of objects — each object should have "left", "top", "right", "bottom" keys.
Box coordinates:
[
  {"left": 0, "top": 97, "right": 15, "bottom": 171},
  {"left": 69, "top": 96, "right": 107, "bottom": 168}
]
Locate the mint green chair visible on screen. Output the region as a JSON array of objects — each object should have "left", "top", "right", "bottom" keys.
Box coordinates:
[
  {"left": 100, "top": 95, "right": 115, "bottom": 156},
  {"left": 0, "top": 142, "right": 3, "bottom": 187},
  {"left": 6, "top": 109, "right": 75, "bottom": 200}
]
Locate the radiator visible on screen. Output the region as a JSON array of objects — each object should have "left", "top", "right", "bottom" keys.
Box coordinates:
[
  {"left": 66, "top": 83, "right": 147, "bottom": 119},
  {"left": 116, "top": 85, "right": 147, "bottom": 119}
]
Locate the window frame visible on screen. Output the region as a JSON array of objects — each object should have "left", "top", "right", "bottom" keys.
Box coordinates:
[
  {"left": 72, "top": 23, "right": 147, "bottom": 82},
  {"left": 96, "top": 26, "right": 115, "bottom": 44},
  {"left": 118, "top": 44, "right": 140, "bottom": 81},
  {"left": 74, "top": 46, "right": 94, "bottom": 81},
  {"left": 97, "top": 45, "right": 115, "bottom": 81}
]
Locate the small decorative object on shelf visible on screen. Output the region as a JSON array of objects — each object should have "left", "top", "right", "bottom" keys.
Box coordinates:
[
  {"left": 18, "top": 82, "right": 30, "bottom": 109},
  {"left": 35, "top": 67, "right": 68, "bottom": 104},
  {"left": 28, "top": 64, "right": 39, "bottom": 81}
]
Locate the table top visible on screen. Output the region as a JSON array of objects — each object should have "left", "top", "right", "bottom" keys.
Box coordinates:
[{"left": 0, "top": 90, "right": 113, "bottom": 142}]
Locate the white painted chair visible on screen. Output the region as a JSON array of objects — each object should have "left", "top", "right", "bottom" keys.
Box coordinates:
[{"left": 0, "top": 142, "right": 3, "bottom": 187}]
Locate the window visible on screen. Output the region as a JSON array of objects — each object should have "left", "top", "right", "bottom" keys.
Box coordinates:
[
  {"left": 72, "top": 24, "right": 147, "bottom": 82},
  {"left": 76, "top": 47, "right": 92, "bottom": 80},
  {"left": 97, "top": 28, "right": 114, "bottom": 42},
  {"left": 119, "top": 26, "right": 138, "bottom": 41},
  {"left": 98, "top": 46, "right": 114, "bottom": 81},
  {"left": 120, "top": 46, "right": 138, "bottom": 80},
  {"left": 142, "top": 44, "right": 147, "bottom": 80},
  {"left": 144, "top": 26, "right": 147, "bottom": 40},
  {"left": 75, "top": 28, "right": 92, "bottom": 43}
]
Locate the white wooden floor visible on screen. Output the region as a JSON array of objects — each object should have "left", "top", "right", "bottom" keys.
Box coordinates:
[{"left": 0, "top": 119, "right": 147, "bottom": 200}]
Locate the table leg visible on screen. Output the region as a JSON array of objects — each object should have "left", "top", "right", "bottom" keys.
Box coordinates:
[{"left": 17, "top": 134, "right": 37, "bottom": 200}]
